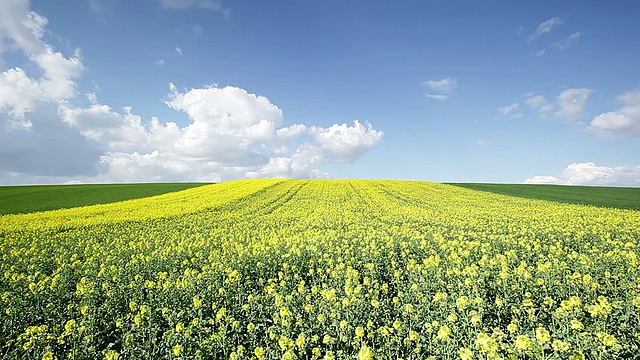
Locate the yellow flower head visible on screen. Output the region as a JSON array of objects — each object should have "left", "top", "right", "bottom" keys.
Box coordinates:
[
  {"left": 357, "top": 345, "right": 374, "bottom": 360},
  {"left": 514, "top": 335, "right": 532, "bottom": 351}
]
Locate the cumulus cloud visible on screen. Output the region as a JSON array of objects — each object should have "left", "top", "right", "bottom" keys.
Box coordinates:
[
  {"left": 524, "top": 175, "right": 563, "bottom": 185},
  {"left": 0, "top": 0, "right": 382, "bottom": 184},
  {"left": 587, "top": 88, "right": 640, "bottom": 138},
  {"left": 422, "top": 78, "right": 457, "bottom": 100},
  {"left": 529, "top": 17, "right": 563, "bottom": 42},
  {"left": 525, "top": 162, "right": 640, "bottom": 186},
  {"left": 525, "top": 88, "right": 592, "bottom": 123},
  {"left": 0, "top": 0, "right": 84, "bottom": 128},
  {"left": 554, "top": 88, "right": 592, "bottom": 123},
  {"left": 59, "top": 85, "right": 383, "bottom": 182},
  {"left": 0, "top": 0, "right": 99, "bottom": 182}
]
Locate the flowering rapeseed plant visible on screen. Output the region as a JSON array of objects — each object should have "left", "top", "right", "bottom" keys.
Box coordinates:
[{"left": 1, "top": 179, "right": 639, "bottom": 358}]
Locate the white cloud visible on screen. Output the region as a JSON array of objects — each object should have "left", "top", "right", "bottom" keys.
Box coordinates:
[
  {"left": 0, "top": 0, "right": 84, "bottom": 128},
  {"left": 157, "top": 59, "right": 165, "bottom": 65},
  {"left": 423, "top": 78, "right": 457, "bottom": 93},
  {"left": 0, "top": 1, "right": 382, "bottom": 184},
  {"left": 422, "top": 77, "right": 457, "bottom": 100},
  {"left": 525, "top": 175, "right": 563, "bottom": 185},
  {"left": 529, "top": 17, "right": 563, "bottom": 41},
  {"left": 158, "top": 0, "right": 230, "bottom": 17},
  {"left": 587, "top": 88, "right": 640, "bottom": 138},
  {"left": 0, "top": 1, "right": 102, "bottom": 183},
  {"left": 525, "top": 89, "right": 592, "bottom": 123},
  {"left": 425, "top": 94, "right": 448, "bottom": 101},
  {"left": 526, "top": 94, "right": 553, "bottom": 116},
  {"left": 175, "top": 47, "right": 183, "bottom": 56},
  {"left": 58, "top": 84, "right": 383, "bottom": 182},
  {"left": 525, "top": 162, "right": 640, "bottom": 186},
  {"left": 551, "top": 32, "right": 581, "bottom": 50},
  {"left": 554, "top": 88, "right": 592, "bottom": 123},
  {"left": 498, "top": 103, "right": 523, "bottom": 118}
]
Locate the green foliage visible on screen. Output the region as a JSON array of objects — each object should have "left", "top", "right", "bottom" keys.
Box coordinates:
[
  {"left": 450, "top": 183, "right": 640, "bottom": 210},
  {"left": 0, "top": 183, "right": 210, "bottom": 215}
]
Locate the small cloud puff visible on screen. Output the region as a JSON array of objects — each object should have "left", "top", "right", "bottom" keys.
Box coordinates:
[{"left": 422, "top": 78, "right": 457, "bottom": 100}]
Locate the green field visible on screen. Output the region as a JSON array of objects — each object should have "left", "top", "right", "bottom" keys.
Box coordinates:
[
  {"left": 450, "top": 183, "right": 640, "bottom": 211},
  {"left": 2, "top": 182, "right": 639, "bottom": 216},
  {"left": 1, "top": 180, "right": 639, "bottom": 359},
  {"left": 0, "top": 183, "right": 209, "bottom": 215}
]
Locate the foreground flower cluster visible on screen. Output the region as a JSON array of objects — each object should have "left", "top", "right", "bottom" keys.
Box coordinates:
[{"left": 1, "top": 180, "right": 639, "bottom": 359}]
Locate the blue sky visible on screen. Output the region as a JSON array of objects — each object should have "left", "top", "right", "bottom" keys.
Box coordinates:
[{"left": 1, "top": 0, "right": 639, "bottom": 185}]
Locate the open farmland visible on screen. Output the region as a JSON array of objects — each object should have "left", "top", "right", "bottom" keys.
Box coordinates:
[
  {"left": 1, "top": 180, "right": 639, "bottom": 359},
  {"left": 0, "top": 183, "right": 209, "bottom": 215}
]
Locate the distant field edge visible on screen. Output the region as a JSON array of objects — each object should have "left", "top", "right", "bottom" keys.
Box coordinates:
[
  {"left": 448, "top": 183, "right": 640, "bottom": 211},
  {"left": 0, "top": 182, "right": 212, "bottom": 215}
]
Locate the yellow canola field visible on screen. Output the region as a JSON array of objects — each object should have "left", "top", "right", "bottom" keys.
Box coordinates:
[{"left": 1, "top": 180, "right": 639, "bottom": 360}]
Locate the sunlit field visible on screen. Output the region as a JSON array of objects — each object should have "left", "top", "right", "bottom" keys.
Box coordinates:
[{"left": 1, "top": 180, "right": 639, "bottom": 359}]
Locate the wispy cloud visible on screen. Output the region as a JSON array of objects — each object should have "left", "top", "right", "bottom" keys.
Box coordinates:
[
  {"left": 422, "top": 77, "right": 457, "bottom": 100},
  {"left": 498, "top": 103, "right": 523, "bottom": 118},
  {"left": 175, "top": 47, "right": 183, "bottom": 57},
  {"left": 158, "top": 0, "right": 230, "bottom": 18},
  {"left": 529, "top": 17, "right": 563, "bottom": 42},
  {"left": 551, "top": 32, "right": 581, "bottom": 50}
]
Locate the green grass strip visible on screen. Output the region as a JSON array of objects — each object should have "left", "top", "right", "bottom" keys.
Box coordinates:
[
  {"left": 0, "top": 183, "right": 210, "bottom": 215},
  {"left": 449, "top": 183, "right": 640, "bottom": 211}
]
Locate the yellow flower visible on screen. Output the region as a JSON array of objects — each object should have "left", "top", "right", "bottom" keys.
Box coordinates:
[
  {"left": 535, "top": 327, "right": 551, "bottom": 345},
  {"left": 570, "top": 319, "right": 584, "bottom": 331},
  {"left": 408, "top": 330, "right": 420, "bottom": 342},
  {"left": 296, "top": 333, "right": 307, "bottom": 349},
  {"left": 437, "top": 325, "right": 452, "bottom": 341},
  {"left": 254, "top": 347, "right": 265, "bottom": 360},
  {"left": 357, "top": 345, "right": 374, "bottom": 360},
  {"left": 173, "top": 344, "right": 184, "bottom": 357},
  {"left": 475, "top": 332, "right": 498, "bottom": 354},
  {"left": 355, "top": 326, "right": 365, "bottom": 338},
  {"left": 514, "top": 335, "right": 532, "bottom": 351},
  {"left": 281, "top": 349, "right": 296, "bottom": 360},
  {"left": 551, "top": 339, "right": 571, "bottom": 352},
  {"left": 596, "top": 332, "right": 619, "bottom": 348},
  {"left": 104, "top": 350, "right": 119, "bottom": 360},
  {"left": 458, "top": 348, "right": 473, "bottom": 360},
  {"left": 279, "top": 335, "right": 294, "bottom": 350},
  {"left": 506, "top": 323, "right": 518, "bottom": 334},
  {"left": 192, "top": 295, "right": 202, "bottom": 309}
]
